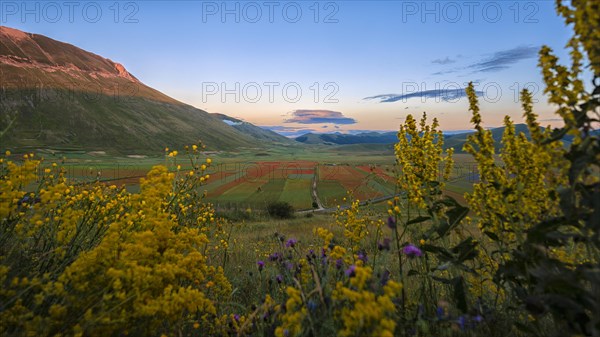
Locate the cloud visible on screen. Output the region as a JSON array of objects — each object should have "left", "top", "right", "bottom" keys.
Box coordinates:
[
  {"left": 431, "top": 57, "right": 456, "bottom": 65},
  {"left": 284, "top": 109, "right": 357, "bottom": 124},
  {"left": 468, "top": 45, "right": 539, "bottom": 73},
  {"left": 222, "top": 119, "right": 243, "bottom": 126},
  {"left": 432, "top": 69, "right": 458, "bottom": 76},
  {"left": 364, "top": 88, "right": 483, "bottom": 103},
  {"left": 431, "top": 46, "right": 539, "bottom": 76}
]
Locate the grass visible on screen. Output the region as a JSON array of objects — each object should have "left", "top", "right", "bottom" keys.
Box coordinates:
[
  {"left": 317, "top": 180, "right": 348, "bottom": 207},
  {"left": 280, "top": 178, "right": 313, "bottom": 210}
]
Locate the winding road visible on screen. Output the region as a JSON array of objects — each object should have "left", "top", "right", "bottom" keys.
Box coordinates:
[{"left": 297, "top": 165, "right": 402, "bottom": 215}]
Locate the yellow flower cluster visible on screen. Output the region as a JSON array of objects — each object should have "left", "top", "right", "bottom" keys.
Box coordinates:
[
  {"left": 275, "top": 286, "right": 307, "bottom": 337},
  {"left": 0, "top": 146, "right": 232, "bottom": 336},
  {"left": 314, "top": 227, "right": 334, "bottom": 248},
  {"left": 395, "top": 113, "right": 453, "bottom": 209},
  {"left": 332, "top": 266, "right": 402, "bottom": 337},
  {"left": 335, "top": 200, "right": 369, "bottom": 253},
  {"left": 464, "top": 84, "right": 567, "bottom": 244}
]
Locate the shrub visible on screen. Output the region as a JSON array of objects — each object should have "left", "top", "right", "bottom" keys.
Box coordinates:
[{"left": 267, "top": 201, "right": 294, "bottom": 219}]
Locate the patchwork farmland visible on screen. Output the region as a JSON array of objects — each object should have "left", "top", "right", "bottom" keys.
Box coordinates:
[
  {"left": 203, "top": 161, "right": 317, "bottom": 210},
  {"left": 53, "top": 155, "right": 477, "bottom": 211},
  {"left": 203, "top": 161, "right": 399, "bottom": 210}
]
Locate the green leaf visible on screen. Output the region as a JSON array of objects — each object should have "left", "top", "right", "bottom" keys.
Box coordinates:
[
  {"left": 451, "top": 237, "right": 479, "bottom": 263},
  {"left": 483, "top": 231, "right": 500, "bottom": 241},
  {"left": 436, "top": 196, "right": 460, "bottom": 208},
  {"left": 406, "top": 216, "right": 431, "bottom": 226},
  {"left": 431, "top": 276, "right": 453, "bottom": 284},
  {"left": 421, "top": 244, "right": 453, "bottom": 261},
  {"left": 452, "top": 276, "right": 468, "bottom": 313},
  {"left": 436, "top": 203, "right": 469, "bottom": 238},
  {"left": 407, "top": 269, "right": 420, "bottom": 277}
]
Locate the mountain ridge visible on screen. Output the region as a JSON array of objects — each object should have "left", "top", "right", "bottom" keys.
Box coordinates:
[
  {"left": 0, "top": 26, "right": 278, "bottom": 154},
  {"left": 293, "top": 124, "right": 573, "bottom": 152}
]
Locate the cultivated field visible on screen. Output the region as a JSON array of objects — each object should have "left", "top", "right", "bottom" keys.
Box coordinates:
[{"left": 33, "top": 147, "right": 477, "bottom": 212}]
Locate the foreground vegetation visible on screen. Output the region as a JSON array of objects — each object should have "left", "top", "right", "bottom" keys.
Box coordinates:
[{"left": 1, "top": 2, "right": 599, "bottom": 336}]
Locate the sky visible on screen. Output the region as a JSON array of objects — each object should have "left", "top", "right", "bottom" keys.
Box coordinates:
[{"left": 1, "top": 1, "right": 578, "bottom": 137}]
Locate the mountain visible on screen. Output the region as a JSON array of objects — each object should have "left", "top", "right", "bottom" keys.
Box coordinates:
[
  {"left": 295, "top": 131, "right": 398, "bottom": 145},
  {"left": 294, "top": 124, "right": 581, "bottom": 152},
  {"left": 210, "top": 113, "right": 293, "bottom": 144},
  {"left": 444, "top": 124, "right": 546, "bottom": 152},
  {"left": 0, "top": 26, "right": 269, "bottom": 154}
]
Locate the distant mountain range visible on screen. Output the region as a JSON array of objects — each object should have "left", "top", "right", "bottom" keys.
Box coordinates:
[
  {"left": 0, "top": 26, "right": 290, "bottom": 154},
  {"left": 294, "top": 124, "right": 589, "bottom": 151},
  {"left": 295, "top": 131, "right": 398, "bottom": 145}
]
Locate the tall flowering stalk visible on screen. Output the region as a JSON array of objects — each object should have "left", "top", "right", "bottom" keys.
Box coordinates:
[
  {"left": 495, "top": 1, "right": 600, "bottom": 335},
  {"left": 391, "top": 113, "right": 469, "bottom": 317},
  {"left": 463, "top": 82, "right": 569, "bottom": 306}
]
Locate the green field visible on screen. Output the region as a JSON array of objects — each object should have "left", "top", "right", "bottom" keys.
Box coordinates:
[{"left": 20, "top": 146, "right": 477, "bottom": 212}]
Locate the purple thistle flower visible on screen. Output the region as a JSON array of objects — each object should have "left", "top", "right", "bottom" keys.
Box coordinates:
[
  {"left": 276, "top": 274, "right": 283, "bottom": 284},
  {"left": 286, "top": 238, "right": 297, "bottom": 248},
  {"left": 387, "top": 216, "right": 397, "bottom": 230},
  {"left": 306, "top": 249, "right": 316, "bottom": 261},
  {"left": 378, "top": 238, "right": 392, "bottom": 251},
  {"left": 380, "top": 270, "right": 390, "bottom": 286},
  {"left": 474, "top": 315, "right": 483, "bottom": 323},
  {"left": 269, "top": 252, "right": 282, "bottom": 262},
  {"left": 335, "top": 258, "right": 343, "bottom": 270},
  {"left": 257, "top": 260, "right": 265, "bottom": 271},
  {"left": 234, "top": 314, "right": 240, "bottom": 321},
  {"left": 357, "top": 251, "right": 368, "bottom": 263},
  {"left": 403, "top": 244, "right": 422, "bottom": 258},
  {"left": 436, "top": 307, "right": 445, "bottom": 319},
  {"left": 345, "top": 265, "right": 356, "bottom": 277},
  {"left": 457, "top": 316, "right": 466, "bottom": 330}
]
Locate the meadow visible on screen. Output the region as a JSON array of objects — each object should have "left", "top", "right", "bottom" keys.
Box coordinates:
[{"left": 1, "top": 4, "right": 599, "bottom": 337}]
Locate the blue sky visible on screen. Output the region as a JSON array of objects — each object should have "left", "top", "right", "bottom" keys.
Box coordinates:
[{"left": 2, "top": 1, "right": 576, "bottom": 136}]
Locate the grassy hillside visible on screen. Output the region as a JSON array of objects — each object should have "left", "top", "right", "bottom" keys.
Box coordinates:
[
  {"left": 0, "top": 88, "right": 261, "bottom": 154},
  {"left": 0, "top": 26, "right": 275, "bottom": 154}
]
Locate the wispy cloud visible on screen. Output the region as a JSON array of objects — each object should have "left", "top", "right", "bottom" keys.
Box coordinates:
[
  {"left": 431, "top": 46, "right": 539, "bottom": 76},
  {"left": 432, "top": 69, "right": 458, "bottom": 76},
  {"left": 468, "top": 45, "right": 539, "bottom": 73},
  {"left": 364, "top": 88, "right": 483, "bottom": 103},
  {"left": 431, "top": 57, "right": 456, "bottom": 65},
  {"left": 284, "top": 109, "right": 357, "bottom": 124}
]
